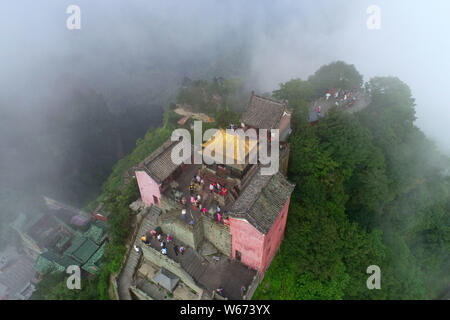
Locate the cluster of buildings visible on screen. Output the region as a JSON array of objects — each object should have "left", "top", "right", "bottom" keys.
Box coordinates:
[
  {"left": 0, "top": 197, "right": 108, "bottom": 299},
  {"left": 16, "top": 197, "right": 108, "bottom": 277},
  {"left": 124, "top": 93, "right": 296, "bottom": 299}
]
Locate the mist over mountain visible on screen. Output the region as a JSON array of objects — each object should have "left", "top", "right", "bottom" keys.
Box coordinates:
[{"left": 0, "top": 0, "right": 449, "bottom": 279}]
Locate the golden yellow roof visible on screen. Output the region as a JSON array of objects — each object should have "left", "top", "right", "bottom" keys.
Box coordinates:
[{"left": 202, "top": 129, "right": 258, "bottom": 164}]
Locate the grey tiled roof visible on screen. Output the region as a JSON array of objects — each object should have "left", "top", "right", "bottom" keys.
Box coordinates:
[
  {"left": 242, "top": 94, "right": 286, "bottom": 129},
  {"left": 136, "top": 139, "right": 187, "bottom": 184},
  {"left": 152, "top": 268, "right": 179, "bottom": 292},
  {"left": 228, "top": 171, "right": 295, "bottom": 234},
  {"left": 0, "top": 256, "right": 36, "bottom": 299}
]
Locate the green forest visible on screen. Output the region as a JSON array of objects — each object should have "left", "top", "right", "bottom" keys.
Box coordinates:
[
  {"left": 32, "top": 62, "right": 449, "bottom": 300},
  {"left": 254, "top": 62, "right": 450, "bottom": 299}
]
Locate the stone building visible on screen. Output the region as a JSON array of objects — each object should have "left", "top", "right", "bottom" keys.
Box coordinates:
[
  {"left": 241, "top": 92, "right": 292, "bottom": 142},
  {"left": 134, "top": 93, "right": 295, "bottom": 275}
]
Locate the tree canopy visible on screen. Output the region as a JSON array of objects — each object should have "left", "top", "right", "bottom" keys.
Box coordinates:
[
  {"left": 254, "top": 67, "right": 449, "bottom": 300},
  {"left": 308, "top": 61, "right": 363, "bottom": 97}
]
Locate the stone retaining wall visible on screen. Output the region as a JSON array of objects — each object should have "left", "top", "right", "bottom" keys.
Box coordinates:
[
  {"left": 160, "top": 213, "right": 232, "bottom": 257},
  {"left": 130, "top": 286, "right": 154, "bottom": 300},
  {"left": 201, "top": 217, "right": 231, "bottom": 257},
  {"left": 161, "top": 216, "right": 203, "bottom": 249},
  {"left": 141, "top": 245, "right": 204, "bottom": 297},
  {"left": 243, "top": 271, "right": 263, "bottom": 300}
]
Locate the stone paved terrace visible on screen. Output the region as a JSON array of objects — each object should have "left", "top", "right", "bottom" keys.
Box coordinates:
[
  {"left": 140, "top": 229, "right": 256, "bottom": 300},
  {"left": 197, "top": 256, "right": 256, "bottom": 300},
  {"left": 309, "top": 90, "right": 371, "bottom": 122},
  {"left": 164, "top": 164, "right": 231, "bottom": 226}
]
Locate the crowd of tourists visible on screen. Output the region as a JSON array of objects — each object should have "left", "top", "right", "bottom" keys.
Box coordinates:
[{"left": 140, "top": 228, "right": 186, "bottom": 256}]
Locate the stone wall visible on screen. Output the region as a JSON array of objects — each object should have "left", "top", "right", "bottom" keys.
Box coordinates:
[
  {"left": 161, "top": 214, "right": 232, "bottom": 257},
  {"left": 244, "top": 271, "right": 263, "bottom": 300},
  {"left": 110, "top": 272, "right": 119, "bottom": 300},
  {"left": 192, "top": 218, "right": 204, "bottom": 248},
  {"left": 160, "top": 215, "right": 204, "bottom": 250},
  {"left": 130, "top": 286, "right": 153, "bottom": 300},
  {"left": 160, "top": 195, "right": 179, "bottom": 213},
  {"left": 229, "top": 217, "right": 265, "bottom": 270},
  {"left": 201, "top": 217, "right": 232, "bottom": 257},
  {"left": 141, "top": 245, "right": 204, "bottom": 296},
  {"left": 279, "top": 144, "right": 290, "bottom": 176}
]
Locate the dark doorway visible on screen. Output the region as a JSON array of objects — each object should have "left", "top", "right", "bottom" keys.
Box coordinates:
[
  {"left": 235, "top": 250, "right": 241, "bottom": 261},
  {"left": 153, "top": 195, "right": 159, "bottom": 206}
]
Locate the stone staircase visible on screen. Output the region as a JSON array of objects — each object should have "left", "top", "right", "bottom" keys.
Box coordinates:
[
  {"left": 181, "top": 249, "right": 208, "bottom": 283},
  {"left": 141, "top": 205, "right": 161, "bottom": 233},
  {"left": 118, "top": 249, "right": 140, "bottom": 300},
  {"left": 119, "top": 204, "right": 212, "bottom": 299},
  {"left": 117, "top": 205, "right": 161, "bottom": 300}
]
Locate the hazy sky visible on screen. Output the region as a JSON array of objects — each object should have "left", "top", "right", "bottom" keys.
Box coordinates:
[
  {"left": 246, "top": 0, "right": 450, "bottom": 154},
  {"left": 0, "top": 0, "right": 449, "bottom": 154}
]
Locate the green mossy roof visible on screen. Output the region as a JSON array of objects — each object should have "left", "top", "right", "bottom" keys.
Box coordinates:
[
  {"left": 81, "top": 243, "right": 106, "bottom": 274},
  {"left": 34, "top": 251, "right": 79, "bottom": 274},
  {"left": 69, "top": 238, "right": 99, "bottom": 264},
  {"left": 84, "top": 223, "right": 106, "bottom": 245}
]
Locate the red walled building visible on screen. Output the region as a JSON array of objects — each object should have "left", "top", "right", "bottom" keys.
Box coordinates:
[
  {"left": 228, "top": 172, "right": 295, "bottom": 273},
  {"left": 134, "top": 139, "right": 190, "bottom": 207}
]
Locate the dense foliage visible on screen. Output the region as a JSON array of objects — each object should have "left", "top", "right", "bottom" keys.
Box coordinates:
[
  {"left": 32, "top": 270, "right": 101, "bottom": 300},
  {"left": 254, "top": 62, "right": 449, "bottom": 300},
  {"left": 308, "top": 61, "right": 363, "bottom": 97}
]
